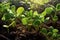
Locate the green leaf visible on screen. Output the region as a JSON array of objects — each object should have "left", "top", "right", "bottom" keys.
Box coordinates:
[
  {"left": 56, "top": 3, "right": 60, "bottom": 11},
  {"left": 52, "top": 33, "right": 57, "bottom": 38},
  {"left": 2, "top": 3, "right": 10, "bottom": 9},
  {"left": 52, "top": 29, "right": 59, "bottom": 33},
  {"left": 47, "top": 32, "right": 52, "bottom": 36},
  {"left": 45, "top": 7, "right": 53, "bottom": 14},
  {"left": 33, "top": 11, "right": 38, "bottom": 17},
  {"left": 39, "top": 16, "right": 44, "bottom": 23},
  {"left": 41, "top": 28, "right": 47, "bottom": 34},
  {"left": 33, "top": 19, "right": 40, "bottom": 26},
  {"left": 29, "top": 10, "right": 33, "bottom": 17},
  {"left": 0, "top": 3, "right": 10, "bottom": 12},
  {"left": 4, "top": 3, "right": 10, "bottom": 9},
  {"left": 49, "top": 26, "right": 54, "bottom": 32},
  {"left": 7, "top": 9, "right": 13, "bottom": 13},
  {"left": 52, "top": 15, "right": 58, "bottom": 22},
  {"left": 2, "top": 13, "right": 14, "bottom": 21},
  {"left": 24, "top": 10, "right": 33, "bottom": 17},
  {"left": 16, "top": 7, "right": 24, "bottom": 17},
  {"left": 21, "top": 17, "right": 28, "bottom": 25},
  {"left": 11, "top": 5, "right": 16, "bottom": 13},
  {"left": 28, "top": 19, "right": 33, "bottom": 25},
  {"left": 40, "top": 11, "right": 46, "bottom": 17}
]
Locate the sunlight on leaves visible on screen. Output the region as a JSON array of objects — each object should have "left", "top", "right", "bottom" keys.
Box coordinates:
[
  {"left": 17, "top": 7, "right": 24, "bottom": 17},
  {"left": 30, "top": 0, "right": 51, "bottom": 5}
]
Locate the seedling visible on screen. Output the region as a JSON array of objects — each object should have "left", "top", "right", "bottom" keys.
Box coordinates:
[
  {"left": 56, "top": 3, "right": 60, "bottom": 11},
  {"left": 40, "top": 26, "right": 60, "bottom": 40}
]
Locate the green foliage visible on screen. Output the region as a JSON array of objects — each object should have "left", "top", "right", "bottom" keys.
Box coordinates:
[
  {"left": 10, "top": 5, "right": 16, "bottom": 13},
  {"left": 41, "top": 28, "right": 47, "bottom": 34},
  {"left": 0, "top": 2, "right": 11, "bottom": 18},
  {"left": 52, "top": 29, "right": 59, "bottom": 33},
  {"left": 40, "top": 26, "right": 60, "bottom": 40},
  {"left": 0, "top": 2, "right": 10, "bottom": 12},
  {"left": 40, "top": 11, "right": 46, "bottom": 17},
  {"left": 25, "top": 10, "right": 33, "bottom": 17},
  {"left": 29, "top": 10, "right": 33, "bottom": 17},
  {"left": 52, "top": 15, "right": 58, "bottom": 22},
  {"left": 33, "top": 11, "right": 38, "bottom": 17},
  {"left": 45, "top": 7, "right": 54, "bottom": 14},
  {"left": 47, "top": 32, "right": 52, "bottom": 36},
  {"left": 56, "top": 3, "right": 60, "bottom": 11},
  {"left": 2, "top": 12, "right": 14, "bottom": 21},
  {"left": 0, "top": 2, "right": 15, "bottom": 29},
  {"left": 49, "top": 26, "right": 54, "bottom": 32},
  {"left": 33, "top": 19, "right": 40, "bottom": 26},
  {"left": 21, "top": 17, "right": 28, "bottom": 25},
  {"left": 0, "top": 2, "right": 60, "bottom": 40},
  {"left": 16, "top": 7, "right": 24, "bottom": 17}
]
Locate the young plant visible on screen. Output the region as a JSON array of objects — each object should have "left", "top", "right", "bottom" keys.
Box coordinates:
[
  {"left": 0, "top": 2, "right": 24, "bottom": 32},
  {"left": 20, "top": 6, "right": 54, "bottom": 31},
  {"left": 40, "top": 26, "right": 60, "bottom": 40},
  {"left": 56, "top": 3, "right": 60, "bottom": 11}
]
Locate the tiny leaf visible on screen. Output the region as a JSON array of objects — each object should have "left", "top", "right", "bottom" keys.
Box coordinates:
[
  {"left": 45, "top": 7, "right": 53, "bottom": 14},
  {"left": 21, "top": 17, "right": 28, "bottom": 25},
  {"left": 41, "top": 28, "right": 47, "bottom": 34},
  {"left": 56, "top": 3, "right": 60, "bottom": 11},
  {"left": 52, "top": 15, "right": 58, "bottom": 22},
  {"left": 17, "top": 7, "right": 24, "bottom": 17},
  {"left": 33, "top": 11, "right": 38, "bottom": 17},
  {"left": 52, "top": 29, "right": 59, "bottom": 33}
]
